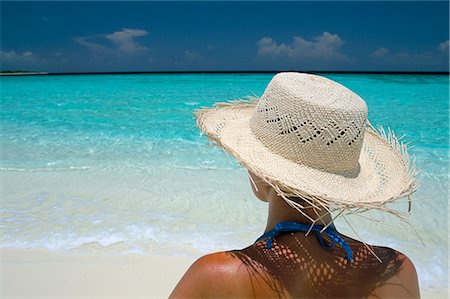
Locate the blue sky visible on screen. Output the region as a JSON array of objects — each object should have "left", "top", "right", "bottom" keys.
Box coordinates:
[{"left": 1, "top": 1, "right": 449, "bottom": 72}]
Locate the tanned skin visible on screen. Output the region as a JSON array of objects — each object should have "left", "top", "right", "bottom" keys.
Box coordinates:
[{"left": 170, "top": 171, "right": 420, "bottom": 299}]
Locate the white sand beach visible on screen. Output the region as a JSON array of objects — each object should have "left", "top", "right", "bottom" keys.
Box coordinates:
[
  {"left": 2, "top": 247, "right": 448, "bottom": 298},
  {"left": 1, "top": 248, "right": 194, "bottom": 298}
]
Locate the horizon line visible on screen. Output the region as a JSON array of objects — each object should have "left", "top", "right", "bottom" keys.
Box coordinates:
[{"left": 1, "top": 70, "right": 449, "bottom": 76}]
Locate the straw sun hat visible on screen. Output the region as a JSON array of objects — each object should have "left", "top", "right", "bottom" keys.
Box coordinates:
[{"left": 194, "top": 72, "right": 419, "bottom": 221}]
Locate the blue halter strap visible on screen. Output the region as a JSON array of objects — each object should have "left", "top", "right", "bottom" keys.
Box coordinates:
[{"left": 255, "top": 221, "right": 353, "bottom": 261}]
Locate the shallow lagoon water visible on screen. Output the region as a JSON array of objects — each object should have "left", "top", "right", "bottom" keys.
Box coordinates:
[{"left": 1, "top": 73, "right": 448, "bottom": 295}]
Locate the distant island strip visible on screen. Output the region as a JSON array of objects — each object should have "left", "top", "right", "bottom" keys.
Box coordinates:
[{"left": 0, "top": 71, "right": 48, "bottom": 76}]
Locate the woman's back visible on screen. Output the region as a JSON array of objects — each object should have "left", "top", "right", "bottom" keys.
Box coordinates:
[
  {"left": 170, "top": 232, "right": 420, "bottom": 298},
  {"left": 228, "top": 232, "right": 419, "bottom": 298}
]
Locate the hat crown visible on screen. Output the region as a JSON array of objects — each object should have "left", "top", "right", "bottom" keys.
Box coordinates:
[{"left": 250, "top": 72, "right": 368, "bottom": 174}]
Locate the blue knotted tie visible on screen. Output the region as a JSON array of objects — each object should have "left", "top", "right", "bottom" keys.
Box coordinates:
[{"left": 255, "top": 221, "right": 353, "bottom": 261}]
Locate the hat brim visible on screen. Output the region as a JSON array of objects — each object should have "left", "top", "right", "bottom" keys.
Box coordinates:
[{"left": 195, "top": 99, "right": 418, "bottom": 212}]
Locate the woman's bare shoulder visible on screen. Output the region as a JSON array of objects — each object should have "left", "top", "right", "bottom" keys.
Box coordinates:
[
  {"left": 169, "top": 251, "right": 251, "bottom": 298},
  {"left": 367, "top": 246, "right": 420, "bottom": 299}
]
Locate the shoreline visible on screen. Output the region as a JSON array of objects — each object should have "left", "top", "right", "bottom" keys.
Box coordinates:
[{"left": 1, "top": 247, "right": 194, "bottom": 298}]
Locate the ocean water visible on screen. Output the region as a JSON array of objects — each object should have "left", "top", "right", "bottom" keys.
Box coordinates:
[{"left": 1, "top": 73, "right": 448, "bottom": 295}]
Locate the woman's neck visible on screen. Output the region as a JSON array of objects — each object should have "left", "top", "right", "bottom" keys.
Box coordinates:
[{"left": 264, "top": 189, "right": 333, "bottom": 233}]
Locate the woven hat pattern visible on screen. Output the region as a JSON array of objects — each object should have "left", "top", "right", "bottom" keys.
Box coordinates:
[{"left": 250, "top": 73, "right": 367, "bottom": 175}]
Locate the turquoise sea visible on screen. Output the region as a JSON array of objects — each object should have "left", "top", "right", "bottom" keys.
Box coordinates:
[{"left": 1, "top": 73, "right": 448, "bottom": 295}]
